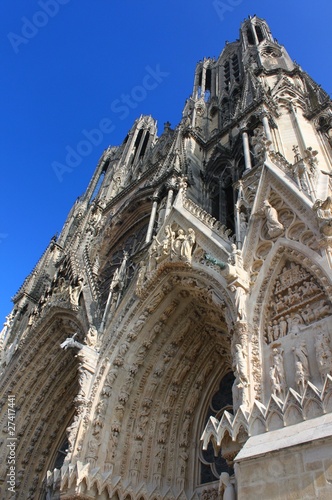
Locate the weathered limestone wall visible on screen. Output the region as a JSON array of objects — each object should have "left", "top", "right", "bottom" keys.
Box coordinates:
[{"left": 235, "top": 415, "right": 332, "bottom": 499}]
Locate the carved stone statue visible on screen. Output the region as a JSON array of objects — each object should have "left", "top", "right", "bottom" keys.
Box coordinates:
[
  {"left": 136, "top": 262, "right": 146, "bottom": 293},
  {"left": 69, "top": 277, "right": 84, "bottom": 306},
  {"left": 251, "top": 126, "right": 269, "bottom": 163},
  {"left": 313, "top": 196, "right": 332, "bottom": 220},
  {"left": 315, "top": 332, "right": 332, "bottom": 382},
  {"left": 294, "top": 361, "right": 307, "bottom": 395},
  {"left": 162, "top": 225, "right": 175, "bottom": 255},
  {"left": 272, "top": 348, "right": 286, "bottom": 396},
  {"left": 180, "top": 228, "right": 195, "bottom": 263},
  {"left": 312, "top": 196, "right": 332, "bottom": 236},
  {"left": 269, "top": 366, "right": 283, "bottom": 399},
  {"left": 86, "top": 325, "right": 98, "bottom": 348},
  {"left": 232, "top": 285, "right": 247, "bottom": 322},
  {"left": 233, "top": 343, "right": 248, "bottom": 386},
  {"left": 150, "top": 226, "right": 196, "bottom": 268},
  {"left": 66, "top": 414, "right": 80, "bottom": 456},
  {"left": 111, "top": 176, "right": 122, "bottom": 197},
  {"left": 86, "top": 430, "right": 100, "bottom": 467},
  {"left": 53, "top": 276, "right": 68, "bottom": 298},
  {"left": 279, "top": 316, "right": 288, "bottom": 338},
  {"left": 219, "top": 472, "right": 236, "bottom": 500},
  {"left": 148, "top": 239, "right": 159, "bottom": 273},
  {"left": 173, "top": 228, "right": 185, "bottom": 255},
  {"left": 110, "top": 252, "right": 128, "bottom": 292},
  {"left": 239, "top": 211, "right": 248, "bottom": 241},
  {"left": 228, "top": 244, "right": 244, "bottom": 269},
  {"left": 289, "top": 313, "right": 304, "bottom": 334},
  {"left": 262, "top": 200, "right": 284, "bottom": 238},
  {"left": 293, "top": 342, "right": 310, "bottom": 393}
]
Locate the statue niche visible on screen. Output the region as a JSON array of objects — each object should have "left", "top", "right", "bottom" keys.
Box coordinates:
[
  {"left": 264, "top": 260, "right": 332, "bottom": 344},
  {"left": 147, "top": 225, "right": 196, "bottom": 273}
]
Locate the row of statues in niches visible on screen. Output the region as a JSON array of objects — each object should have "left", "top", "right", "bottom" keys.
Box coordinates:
[{"left": 269, "top": 330, "right": 332, "bottom": 398}]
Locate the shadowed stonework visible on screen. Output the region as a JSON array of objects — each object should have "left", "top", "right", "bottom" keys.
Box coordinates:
[{"left": 1, "top": 15, "right": 332, "bottom": 500}]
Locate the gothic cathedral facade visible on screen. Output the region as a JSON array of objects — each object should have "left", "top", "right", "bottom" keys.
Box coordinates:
[{"left": 1, "top": 15, "right": 332, "bottom": 500}]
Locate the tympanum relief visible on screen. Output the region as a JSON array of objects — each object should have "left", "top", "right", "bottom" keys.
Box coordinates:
[
  {"left": 265, "top": 261, "right": 331, "bottom": 344},
  {"left": 264, "top": 259, "right": 332, "bottom": 401}
]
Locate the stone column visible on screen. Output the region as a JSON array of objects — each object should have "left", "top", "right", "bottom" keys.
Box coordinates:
[
  {"left": 201, "top": 67, "right": 207, "bottom": 96},
  {"left": 290, "top": 104, "right": 306, "bottom": 153},
  {"left": 164, "top": 179, "right": 177, "bottom": 220},
  {"left": 211, "top": 67, "right": 216, "bottom": 96},
  {"left": 262, "top": 113, "right": 273, "bottom": 144},
  {"left": 242, "top": 130, "right": 252, "bottom": 171},
  {"left": 145, "top": 197, "right": 159, "bottom": 243},
  {"left": 99, "top": 286, "right": 113, "bottom": 333},
  {"left": 235, "top": 205, "right": 241, "bottom": 249}
]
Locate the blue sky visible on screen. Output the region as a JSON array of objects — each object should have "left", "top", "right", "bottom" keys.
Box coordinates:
[{"left": 1, "top": 0, "right": 331, "bottom": 322}]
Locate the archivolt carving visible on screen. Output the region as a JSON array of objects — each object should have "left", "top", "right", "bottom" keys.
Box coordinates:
[
  {"left": 44, "top": 261, "right": 234, "bottom": 498},
  {"left": 95, "top": 295, "right": 229, "bottom": 491}
]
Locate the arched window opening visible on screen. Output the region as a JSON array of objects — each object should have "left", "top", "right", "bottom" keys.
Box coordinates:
[
  {"left": 53, "top": 438, "right": 69, "bottom": 469},
  {"left": 197, "top": 70, "right": 203, "bottom": 98},
  {"left": 232, "top": 54, "right": 240, "bottom": 83},
  {"left": 139, "top": 131, "right": 150, "bottom": 158},
  {"left": 99, "top": 220, "right": 149, "bottom": 309},
  {"left": 224, "top": 61, "right": 230, "bottom": 88},
  {"left": 211, "top": 183, "right": 221, "bottom": 221},
  {"left": 230, "top": 89, "right": 240, "bottom": 116},
  {"left": 221, "top": 98, "right": 229, "bottom": 122},
  {"left": 205, "top": 68, "right": 212, "bottom": 92},
  {"left": 225, "top": 184, "right": 235, "bottom": 231},
  {"left": 247, "top": 27, "right": 254, "bottom": 45},
  {"left": 199, "top": 372, "right": 235, "bottom": 484},
  {"left": 41, "top": 437, "right": 70, "bottom": 499},
  {"left": 89, "top": 171, "right": 105, "bottom": 203},
  {"left": 209, "top": 172, "right": 235, "bottom": 233},
  {"left": 255, "top": 25, "right": 264, "bottom": 43},
  {"left": 134, "top": 129, "right": 144, "bottom": 149},
  {"left": 131, "top": 129, "right": 144, "bottom": 164}
]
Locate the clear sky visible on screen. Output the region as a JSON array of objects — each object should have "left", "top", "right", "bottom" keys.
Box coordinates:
[{"left": 1, "top": 0, "right": 331, "bottom": 322}]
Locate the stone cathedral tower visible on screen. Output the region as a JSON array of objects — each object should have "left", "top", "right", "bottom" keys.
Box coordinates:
[{"left": 1, "top": 15, "right": 332, "bottom": 500}]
